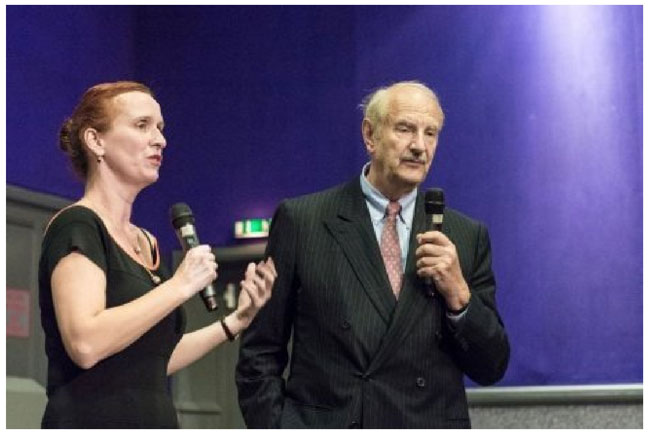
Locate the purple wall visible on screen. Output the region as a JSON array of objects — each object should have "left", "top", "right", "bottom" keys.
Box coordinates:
[
  {"left": 352, "top": 5, "right": 643, "bottom": 386},
  {"left": 130, "top": 6, "right": 358, "bottom": 254},
  {"left": 7, "top": 5, "right": 642, "bottom": 386},
  {"left": 7, "top": 6, "right": 138, "bottom": 200}
]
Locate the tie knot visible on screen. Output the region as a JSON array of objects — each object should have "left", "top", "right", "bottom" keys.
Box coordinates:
[{"left": 386, "top": 201, "right": 401, "bottom": 218}]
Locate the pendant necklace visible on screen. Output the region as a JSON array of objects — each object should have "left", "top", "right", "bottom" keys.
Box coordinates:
[
  {"left": 83, "top": 200, "right": 161, "bottom": 285},
  {"left": 132, "top": 228, "right": 161, "bottom": 284}
]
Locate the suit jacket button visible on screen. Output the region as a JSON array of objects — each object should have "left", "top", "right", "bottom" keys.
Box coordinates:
[
  {"left": 349, "top": 421, "right": 359, "bottom": 428},
  {"left": 341, "top": 320, "right": 351, "bottom": 330},
  {"left": 416, "top": 377, "right": 426, "bottom": 388},
  {"left": 435, "top": 331, "right": 443, "bottom": 341}
]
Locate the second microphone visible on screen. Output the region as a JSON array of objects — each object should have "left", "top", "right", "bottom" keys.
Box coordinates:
[{"left": 170, "top": 202, "right": 219, "bottom": 311}]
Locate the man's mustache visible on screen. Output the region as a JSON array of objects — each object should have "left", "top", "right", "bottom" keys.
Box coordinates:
[{"left": 401, "top": 156, "right": 426, "bottom": 164}]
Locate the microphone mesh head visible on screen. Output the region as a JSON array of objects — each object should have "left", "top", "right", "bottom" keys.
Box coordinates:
[
  {"left": 170, "top": 202, "right": 195, "bottom": 229},
  {"left": 424, "top": 188, "right": 445, "bottom": 214}
]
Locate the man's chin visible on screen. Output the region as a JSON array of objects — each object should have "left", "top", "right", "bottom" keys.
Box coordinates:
[
  {"left": 393, "top": 176, "right": 423, "bottom": 192},
  {"left": 397, "top": 169, "right": 427, "bottom": 187}
]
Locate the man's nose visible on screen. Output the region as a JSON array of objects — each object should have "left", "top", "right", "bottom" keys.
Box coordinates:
[{"left": 409, "top": 132, "right": 426, "bottom": 152}]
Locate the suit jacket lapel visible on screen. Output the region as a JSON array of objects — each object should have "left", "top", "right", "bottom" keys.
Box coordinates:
[
  {"left": 368, "top": 191, "right": 438, "bottom": 371},
  {"left": 324, "top": 180, "right": 396, "bottom": 324}
]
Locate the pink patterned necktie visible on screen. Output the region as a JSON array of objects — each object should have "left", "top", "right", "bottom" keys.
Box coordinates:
[{"left": 380, "top": 201, "right": 403, "bottom": 299}]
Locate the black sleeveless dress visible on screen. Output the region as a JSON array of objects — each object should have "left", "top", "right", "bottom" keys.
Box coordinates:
[{"left": 38, "top": 206, "right": 185, "bottom": 428}]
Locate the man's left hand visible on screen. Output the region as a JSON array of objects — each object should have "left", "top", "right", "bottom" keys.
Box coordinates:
[{"left": 415, "top": 231, "right": 470, "bottom": 311}]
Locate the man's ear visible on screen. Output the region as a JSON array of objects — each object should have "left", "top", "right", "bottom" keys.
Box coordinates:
[
  {"left": 362, "top": 118, "right": 377, "bottom": 156},
  {"left": 83, "top": 127, "right": 105, "bottom": 160}
]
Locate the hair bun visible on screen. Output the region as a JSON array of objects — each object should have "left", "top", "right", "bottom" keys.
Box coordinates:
[{"left": 58, "top": 117, "right": 74, "bottom": 154}]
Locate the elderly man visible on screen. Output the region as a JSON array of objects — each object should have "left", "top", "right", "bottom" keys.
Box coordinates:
[{"left": 236, "top": 81, "right": 510, "bottom": 429}]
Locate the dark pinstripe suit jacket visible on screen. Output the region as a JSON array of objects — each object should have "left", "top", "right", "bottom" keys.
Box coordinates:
[{"left": 236, "top": 178, "right": 509, "bottom": 429}]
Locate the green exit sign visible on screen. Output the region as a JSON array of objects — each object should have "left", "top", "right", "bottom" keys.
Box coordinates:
[{"left": 234, "top": 218, "right": 271, "bottom": 239}]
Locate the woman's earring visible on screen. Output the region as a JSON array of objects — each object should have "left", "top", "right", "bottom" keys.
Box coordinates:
[{"left": 96, "top": 155, "right": 103, "bottom": 163}]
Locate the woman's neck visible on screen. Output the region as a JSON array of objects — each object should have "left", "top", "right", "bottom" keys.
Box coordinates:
[{"left": 80, "top": 175, "right": 140, "bottom": 229}]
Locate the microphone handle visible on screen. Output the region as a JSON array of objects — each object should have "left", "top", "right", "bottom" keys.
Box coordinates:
[
  {"left": 423, "top": 220, "right": 443, "bottom": 293},
  {"left": 183, "top": 234, "right": 219, "bottom": 312}
]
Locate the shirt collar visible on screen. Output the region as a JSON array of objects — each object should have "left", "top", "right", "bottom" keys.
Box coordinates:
[{"left": 359, "top": 162, "right": 418, "bottom": 226}]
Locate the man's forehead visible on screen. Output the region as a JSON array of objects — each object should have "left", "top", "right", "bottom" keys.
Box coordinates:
[
  {"left": 387, "top": 112, "right": 442, "bottom": 129},
  {"left": 386, "top": 98, "right": 442, "bottom": 126}
]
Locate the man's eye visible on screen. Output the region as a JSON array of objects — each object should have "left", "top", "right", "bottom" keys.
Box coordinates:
[{"left": 137, "top": 122, "right": 147, "bottom": 129}]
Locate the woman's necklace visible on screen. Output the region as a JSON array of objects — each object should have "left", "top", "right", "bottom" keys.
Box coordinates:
[
  {"left": 119, "top": 223, "right": 145, "bottom": 258},
  {"left": 143, "top": 267, "right": 162, "bottom": 285},
  {"left": 132, "top": 231, "right": 142, "bottom": 255},
  {"left": 127, "top": 226, "right": 162, "bottom": 285},
  {"left": 80, "top": 199, "right": 161, "bottom": 284}
]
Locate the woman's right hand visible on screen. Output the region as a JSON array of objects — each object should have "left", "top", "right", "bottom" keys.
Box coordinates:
[{"left": 171, "top": 245, "right": 218, "bottom": 300}]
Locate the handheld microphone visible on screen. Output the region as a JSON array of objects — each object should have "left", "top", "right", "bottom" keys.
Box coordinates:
[
  {"left": 170, "top": 202, "right": 218, "bottom": 312},
  {"left": 424, "top": 188, "right": 445, "bottom": 232},
  {"left": 423, "top": 188, "right": 445, "bottom": 291}
]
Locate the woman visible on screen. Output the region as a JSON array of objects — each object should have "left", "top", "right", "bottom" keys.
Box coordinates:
[{"left": 38, "top": 81, "right": 276, "bottom": 428}]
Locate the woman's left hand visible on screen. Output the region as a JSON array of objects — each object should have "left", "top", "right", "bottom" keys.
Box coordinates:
[
  {"left": 168, "top": 257, "right": 277, "bottom": 374},
  {"left": 233, "top": 257, "right": 277, "bottom": 329}
]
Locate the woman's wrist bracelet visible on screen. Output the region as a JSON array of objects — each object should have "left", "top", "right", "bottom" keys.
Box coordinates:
[{"left": 220, "top": 317, "right": 236, "bottom": 342}]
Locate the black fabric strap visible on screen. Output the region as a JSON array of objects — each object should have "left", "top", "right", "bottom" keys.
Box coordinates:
[
  {"left": 220, "top": 318, "right": 236, "bottom": 342},
  {"left": 139, "top": 228, "right": 157, "bottom": 264}
]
